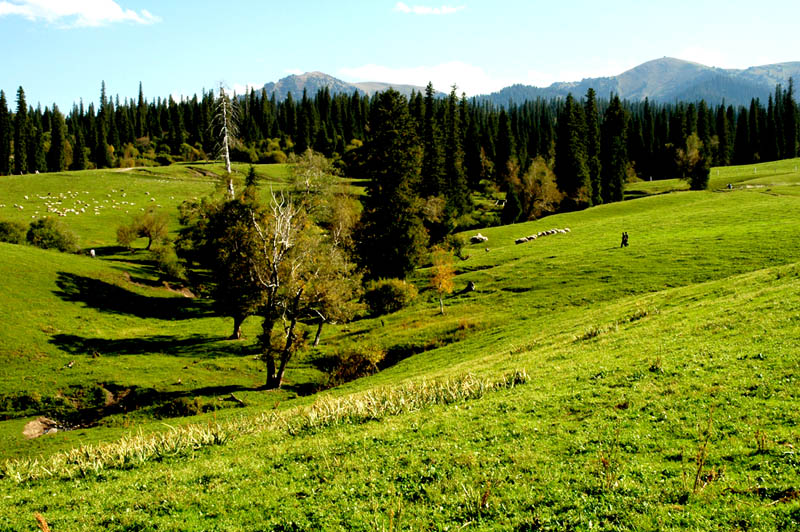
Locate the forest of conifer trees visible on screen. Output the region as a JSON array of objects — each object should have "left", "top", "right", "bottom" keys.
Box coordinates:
[{"left": 0, "top": 79, "right": 797, "bottom": 213}]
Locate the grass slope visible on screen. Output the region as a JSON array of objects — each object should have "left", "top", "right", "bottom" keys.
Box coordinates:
[{"left": 1, "top": 160, "right": 799, "bottom": 529}]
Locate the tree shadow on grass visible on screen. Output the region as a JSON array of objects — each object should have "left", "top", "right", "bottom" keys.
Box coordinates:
[
  {"left": 50, "top": 333, "right": 260, "bottom": 358},
  {"left": 53, "top": 271, "right": 210, "bottom": 320}
]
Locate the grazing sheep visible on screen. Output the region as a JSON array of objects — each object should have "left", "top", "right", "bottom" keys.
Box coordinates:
[
  {"left": 470, "top": 233, "right": 489, "bottom": 244},
  {"left": 515, "top": 237, "right": 528, "bottom": 244}
]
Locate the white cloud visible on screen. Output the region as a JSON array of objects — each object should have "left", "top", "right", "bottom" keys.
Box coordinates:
[
  {"left": 393, "top": 2, "right": 464, "bottom": 15},
  {"left": 232, "top": 82, "right": 261, "bottom": 95},
  {"left": 339, "top": 61, "right": 513, "bottom": 96},
  {"left": 0, "top": 0, "right": 161, "bottom": 27}
]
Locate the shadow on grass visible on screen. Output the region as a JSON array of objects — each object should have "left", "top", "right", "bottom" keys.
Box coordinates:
[
  {"left": 50, "top": 333, "right": 259, "bottom": 358},
  {"left": 53, "top": 271, "right": 210, "bottom": 320}
]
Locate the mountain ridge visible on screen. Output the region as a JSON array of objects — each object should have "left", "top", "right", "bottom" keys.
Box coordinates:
[{"left": 258, "top": 58, "right": 799, "bottom": 107}]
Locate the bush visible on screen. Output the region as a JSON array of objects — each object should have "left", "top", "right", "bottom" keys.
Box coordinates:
[
  {"left": 324, "top": 345, "right": 386, "bottom": 386},
  {"left": 443, "top": 233, "right": 466, "bottom": 259},
  {"left": 0, "top": 220, "right": 27, "bottom": 244},
  {"left": 152, "top": 242, "right": 185, "bottom": 281},
  {"left": 155, "top": 396, "right": 205, "bottom": 419},
  {"left": 364, "top": 278, "right": 417, "bottom": 315},
  {"left": 26, "top": 218, "right": 79, "bottom": 252}
]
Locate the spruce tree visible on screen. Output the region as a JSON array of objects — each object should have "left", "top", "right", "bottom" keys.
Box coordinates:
[
  {"left": 495, "top": 110, "right": 515, "bottom": 184},
  {"left": 0, "top": 90, "right": 10, "bottom": 175},
  {"left": 14, "top": 87, "right": 28, "bottom": 174},
  {"left": 443, "top": 86, "right": 470, "bottom": 217},
  {"left": 600, "top": 95, "right": 628, "bottom": 204},
  {"left": 28, "top": 123, "right": 46, "bottom": 173},
  {"left": 784, "top": 78, "right": 797, "bottom": 158},
  {"left": 554, "top": 94, "right": 590, "bottom": 205},
  {"left": 714, "top": 105, "right": 730, "bottom": 166},
  {"left": 357, "top": 89, "right": 427, "bottom": 280},
  {"left": 47, "top": 104, "right": 67, "bottom": 172},
  {"left": 420, "top": 82, "right": 444, "bottom": 198},
  {"left": 584, "top": 88, "right": 602, "bottom": 205},
  {"left": 71, "top": 126, "right": 88, "bottom": 170},
  {"left": 733, "top": 108, "right": 750, "bottom": 164}
]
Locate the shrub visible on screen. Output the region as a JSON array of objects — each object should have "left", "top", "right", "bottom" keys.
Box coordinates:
[
  {"left": 26, "top": 218, "right": 79, "bottom": 252},
  {"left": 0, "top": 220, "right": 27, "bottom": 244},
  {"left": 363, "top": 278, "right": 417, "bottom": 315},
  {"left": 443, "top": 233, "right": 466, "bottom": 259},
  {"left": 323, "top": 344, "right": 386, "bottom": 386},
  {"left": 156, "top": 397, "right": 205, "bottom": 419},
  {"left": 152, "top": 242, "right": 185, "bottom": 281}
]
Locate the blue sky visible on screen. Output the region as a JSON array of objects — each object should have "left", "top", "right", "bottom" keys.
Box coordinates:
[{"left": 1, "top": 0, "right": 799, "bottom": 110}]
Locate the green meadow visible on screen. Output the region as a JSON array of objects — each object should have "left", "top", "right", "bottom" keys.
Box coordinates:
[{"left": 1, "top": 160, "right": 799, "bottom": 530}]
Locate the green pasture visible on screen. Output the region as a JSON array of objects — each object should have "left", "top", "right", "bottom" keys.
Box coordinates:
[{"left": 1, "top": 159, "right": 799, "bottom": 529}]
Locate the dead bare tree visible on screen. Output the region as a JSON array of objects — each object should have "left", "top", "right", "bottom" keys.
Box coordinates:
[{"left": 212, "top": 84, "right": 239, "bottom": 198}]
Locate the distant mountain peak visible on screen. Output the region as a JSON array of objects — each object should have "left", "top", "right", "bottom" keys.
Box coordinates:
[{"left": 478, "top": 58, "right": 800, "bottom": 107}]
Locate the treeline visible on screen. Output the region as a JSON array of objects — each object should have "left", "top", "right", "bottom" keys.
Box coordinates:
[{"left": 0, "top": 79, "right": 797, "bottom": 202}]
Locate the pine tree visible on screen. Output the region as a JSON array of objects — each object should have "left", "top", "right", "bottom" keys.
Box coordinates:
[
  {"left": 748, "top": 99, "right": 761, "bottom": 161},
  {"left": 714, "top": 104, "right": 730, "bottom": 166},
  {"left": 495, "top": 110, "right": 515, "bottom": 184},
  {"left": 443, "top": 85, "right": 470, "bottom": 217},
  {"left": 71, "top": 125, "right": 87, "bottom": 170},
  {"left": 357, "top": 89, "right": 427, "bottom": 280},
  {"left": 47, "top": 104, "right": 67, "bottom": 172},
  {"left": 0, "top": 90, "right": 10, "bottom": 175},
  {"left": 784, "top": 78, "right": 797, "bottom": 158},
  {"left": 28, "top": 123, "right": 46, "bottom": 173},
  {"left": 733, "top": 107, "right": 750, "bottom": 164},
  {"left": 554, "top": 94, "right": 590, "bottom": 205},
  {"left": 600, "top": 95, "right": 629, "bottom": 204},
  {"left": 168, "top": 96, "right": 185, "bottom": 154},
  {"left": 584, "top": 88, "right": 602, "bottom": 205},
  {"left": 420, "top": 82, "right": 444, "bottom": 198},
  {"left": 14, "top": 87, "right": 28, "bottom": 174}
]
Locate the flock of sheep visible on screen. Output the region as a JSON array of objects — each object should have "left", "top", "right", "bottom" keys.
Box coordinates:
[
  {"left": 514, "top": 227, "right": 570, "bottom": 244},
  {"left": 469, "top": 227, "right": 572, "bottom": 247},
  {"left": 0, "top": 188, "right": 175, "bottom": 220}
]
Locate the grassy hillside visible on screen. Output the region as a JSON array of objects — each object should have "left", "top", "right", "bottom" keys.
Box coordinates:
[{"left": 1, "top": 160, "right": 799, "bottom": 529}]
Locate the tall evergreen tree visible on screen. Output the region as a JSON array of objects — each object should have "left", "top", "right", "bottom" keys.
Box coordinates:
[
  {"left": 554, "top": 94, "right": 590, "bottom": 205},
  {"left": 600, "top": 95, "right": 629, "bottom": 204},
  {"left": 47, "top": 104, "right": 67, "bottom": 172},
  {"left": 495, "top": 110, "right": 515, "bottom": 185},
  {"left": 733, "top": 107, "right": 750, "bottom": 164},
  {"left": 443, "top": 85, "right": 470, "bottom": 217},
  {"left": 784, "top": 78, "right": 797, "bottom": 158},
  {"left": 71, "top": 126, "right": 88, "bottom": 170},
  {"left": 0, "top": 90, "right": 10, "bottom": 175},
  {"left": 584, "top": 88, "right": 602, "bottom": 205},
  {"left": 420, "top": 82, "right": 444, "bottom": 198},
  {"left": 13, "top": 87, "right": 28, "bottom": 174},
  {"left": 357, "top": 89, "right": 427, "bottom": 279},
  {"left": 28, "top": 123, "right": 46, "bottom": 173},
  {"left": 168, "top": 96, "right": 185, "bottom": 154},
  {"left": 714, "top": 104, "right": 730, "bottom": 166}
]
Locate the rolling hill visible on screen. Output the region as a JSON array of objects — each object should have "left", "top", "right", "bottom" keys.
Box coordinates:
[{"left": 1, "top": 160, "right": 800, "bottom": 529}]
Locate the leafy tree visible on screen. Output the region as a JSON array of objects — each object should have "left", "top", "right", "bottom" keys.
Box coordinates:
[
  {"left": 357, "top": 89, "right": 427, "bottom": 280},
  {"left": 430, "top": 246, "right": 455, "bottom": 315},
  {"left": 676, "top": 133, "right": 710, "bottom": 190},
  {"left": 14, "top": 87, "right": 28, "bottom": 174},
  {"left": 178, "top": 195, "right": 266, "bottom": 339},
  {"left": 0, "top": 90, "right": 10, "bottom": 175},
  {"left": 117, "top": 208, "right": 169, "bottom": 250}
]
